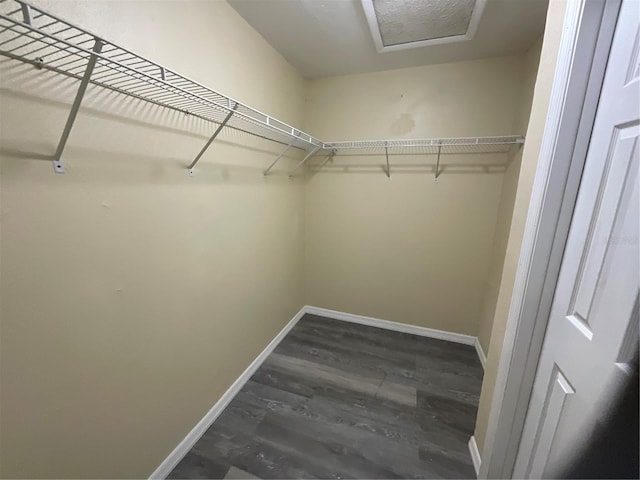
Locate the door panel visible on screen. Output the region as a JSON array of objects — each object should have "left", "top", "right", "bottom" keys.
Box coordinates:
[
  {"left": 513, "top": 1, "right": 640, "bottom": 477},
  {"left": 527, "top": 367, "right": 575, "bottom": 479},
  {"left": 568, "top": 125, "right": 639, "bottom": 338}
]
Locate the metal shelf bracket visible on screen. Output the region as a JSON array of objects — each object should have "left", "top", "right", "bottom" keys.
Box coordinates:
[
  {"left": 52, "top": 37, "right": 103, "bottom": 173},
  {"left": 434, "top": 144, "right": 442, "bottom": 182},
  {"left": 384, "top": 144, "right": 390, "bottom": 179},
  {"left": 20, "top": 2, "right": 32, "bottom": 24},
  {"left": 263, "top": 136, "right": 297, "bottom": 176},
  {"left": 318, "top": 149, "right": 336, "bottom": 170},
  {"left": 188, "top": 103, "right": 238, "bottom": 176},
  {"left": 288, "top": 146, "right": 321, "bottom": 177}
]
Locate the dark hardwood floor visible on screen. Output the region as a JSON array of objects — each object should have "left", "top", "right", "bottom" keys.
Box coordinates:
[{"left": 168, "top": 314, "right": 483, "bottom": 479}]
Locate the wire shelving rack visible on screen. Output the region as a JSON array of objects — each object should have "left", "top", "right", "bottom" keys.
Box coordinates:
[
  {"left": 325, "top": 136, "right": 525, "bottom": 153},
  {"left": 0, "top": 0, "right": 525, "bottom": 177}
]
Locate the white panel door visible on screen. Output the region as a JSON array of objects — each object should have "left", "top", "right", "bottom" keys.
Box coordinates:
[{"left": 513, "top": 1, "right": 639, "bottom": 478}]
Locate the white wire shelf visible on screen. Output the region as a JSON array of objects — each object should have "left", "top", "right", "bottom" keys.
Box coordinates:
[
  {"left": 325, "top": 136, "right": 525, "bottom": 154},
  {"left": 0, "top": 0, "right": 324, "bottom": 173},
  {"left": 0, "top": 0, "right": 525, "bottom": 177},
  {"left": 323, "top": 136, "right": 524, "bottom": 180}
]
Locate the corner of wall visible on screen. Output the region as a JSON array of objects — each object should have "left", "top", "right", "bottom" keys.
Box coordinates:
[
  {"left": 472, "top": 0, "right": 568, "bottom": 455},
  {"left": 476, "top": 40, "right": 543, "bottom": 354}
]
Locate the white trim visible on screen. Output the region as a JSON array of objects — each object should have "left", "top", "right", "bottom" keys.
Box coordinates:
[
  {"left": 360, "top": 0, "right": 487, "bottom": 53},
  {"left": 148, "top": 306, "right": 307, "bottom": 480},
  {"left": 304, "top": 305, "right": 476, "bottom": 346},
  {"left": 468, "top": 436, "right": 482, "bottom": 476},
  {"left": 474, "top": 338, "right": 487, "bottom": 370},
  {"left": 478, "top": 0, "right": 621, "bottom": 478}
]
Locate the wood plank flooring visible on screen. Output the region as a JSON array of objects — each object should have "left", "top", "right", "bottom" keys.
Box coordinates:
[{"left": 168, "top": 314, "right": 483, "bottom": 479}]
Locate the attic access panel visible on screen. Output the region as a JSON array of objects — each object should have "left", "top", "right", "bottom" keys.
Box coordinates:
[{"left": 362, "top": 0, "right": 486, "bottom": 53}]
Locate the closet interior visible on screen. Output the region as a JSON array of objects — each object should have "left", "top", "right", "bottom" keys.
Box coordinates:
[{"left": 0, "top": 0, "right": 552, "bottom": 478}]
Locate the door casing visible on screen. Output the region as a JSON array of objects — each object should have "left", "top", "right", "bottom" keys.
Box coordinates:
[{"left": 478, "top": 1, "right": 624, "bottom": 478}]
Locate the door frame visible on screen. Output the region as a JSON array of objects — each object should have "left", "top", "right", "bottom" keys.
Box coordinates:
[{"left": 478, "top": 0, "right": 623, "bottom": 478}]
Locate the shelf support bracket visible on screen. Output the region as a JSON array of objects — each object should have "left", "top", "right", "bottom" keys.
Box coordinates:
[
  {"left": 52, "top": 37, "right": 103, "bottom": 173},
  {"left": 20, "top": 3, "right": 32, "bottom": 24},
  {"left": 434, "top": 144, "right": 442, "bottom": 182},
  {"left": 318, "top": 149, "right": 336, "bottom": 171},
  {"left": 188, "top": 103, "right": 238, "bottom": 176},
  {"left": 384, "top": 145, "right": 390, "bottom": 179},
  {"left": 263, "top": 136, "right": 297, "bottom": 176},
  {"left": 288, "top": 146, "right": 321, "bottom": 177}
]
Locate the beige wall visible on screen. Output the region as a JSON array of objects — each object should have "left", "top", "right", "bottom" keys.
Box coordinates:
[
  {"left": 302, "top": 57, "right": 524, "bottom": 335},
  {"left": 476, "top": 38, "right": 543, "bottom": 354},
  {"left": 0, "top": 1, "right": 307, "bottom": 478},
  {"left": 474, "top": 0, "right": 567, "bottom": 453},
  {"left": 0, "top": 1, "right": 562, "bottom": 477}
]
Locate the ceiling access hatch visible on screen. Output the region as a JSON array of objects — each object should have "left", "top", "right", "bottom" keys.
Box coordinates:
[{"left": 361, "top": 0, "right": 487, "bottom": 53}]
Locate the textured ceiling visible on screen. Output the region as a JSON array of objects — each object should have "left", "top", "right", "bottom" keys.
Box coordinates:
[
  {"left": 373, "top": 0, "right": 476, "bottom": 46},
  {"left": 228, "top": 0, "right": 548, "bottom": 79}
]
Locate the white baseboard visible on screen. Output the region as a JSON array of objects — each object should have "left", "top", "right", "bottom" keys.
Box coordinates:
[
  {"left": 304, "top": 305, "right": 477, "bottom": 346},
  {"left": 148, "top": 306, "right": 307, "bottom": 480},
  {"left": 474, "top": 338, "right": 487, "bottom": 370},
  {"left": 468, "top": 435, "right": 482, "bottom": 476},
  {"left": 150, "top": 304, "right": 485, "bottom": 478}
]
